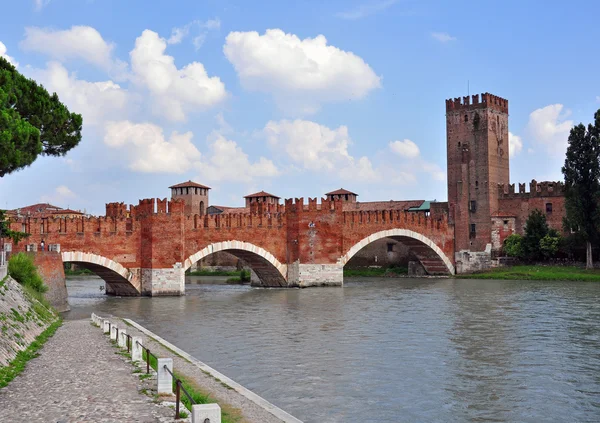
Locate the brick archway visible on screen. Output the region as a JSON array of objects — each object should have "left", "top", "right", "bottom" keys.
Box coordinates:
[
  {"left": 338, "top": 229, "right": 455, "bottom": 275},
  {"left": 61, "top": 251, "right": 140, "bottom": 295},
  {"left": 184, "top": 241, "right": 288, "bottom": 287}
]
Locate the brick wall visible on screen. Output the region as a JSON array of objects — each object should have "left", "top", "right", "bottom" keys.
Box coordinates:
[{"left": 32, "top": 251, "right": 69, "bottom": 312}]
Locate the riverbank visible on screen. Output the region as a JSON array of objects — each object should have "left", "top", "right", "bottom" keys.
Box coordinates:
[
  {"left": 343, "top": 267, "right": 408, "bottom": 277},
  {"left": 457, "top": 265, "right": 600, "bottom": 281},
  {"left": 187, "top": 269, "right": 243, "bottom": 277}
]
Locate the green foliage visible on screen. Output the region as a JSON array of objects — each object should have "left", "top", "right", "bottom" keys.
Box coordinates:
[
  {"left": 8, "top": 252, "right": 48, "bottom": 293},
  {"left": 186, "top": 269, "right": 244, "bottom": 276},
  {"left": 503, "top": 234, "right": 524, "bottom": 258},
  {"left": 343, "top": 266, "right": 409, "bottom": 277},
  {"left": 0, "top": 209, "right": 29, "bottom": 244},
  {"left": 457, "top": 265, "right": 600, "bottom": 281},
  {"left": 540, "top": 229, "right": 562, "bottom": 259},
  {"left": 562, "top": 109, "right": 600, "bottom": 267},
  {"left": 0, "top": 57, "right": 82, "bottom": 177},
  {"left": 523, "top": 209, "right": 550, "bottom": 261},
  {"left": 240, "top": 269, "right": 250, "bottom": 282},
  {"left": 0, "top": 319, "right": 61, "bottom": 388}
]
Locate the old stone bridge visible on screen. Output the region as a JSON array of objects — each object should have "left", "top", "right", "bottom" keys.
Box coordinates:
[{"left": 9, "top": 197, "right": 455, "bottom": 296}]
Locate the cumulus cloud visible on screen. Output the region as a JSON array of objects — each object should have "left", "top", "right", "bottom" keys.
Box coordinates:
[
  {"left": 0, "top": 41, "right": 18, "bottom": 67},
  {"left": 40, "top": 185, "right": 76, "bottom": 204},
  {"left": 224, "top": 29, "right": 381, "bottom": 113},
  {"left": 508, "top": 132, "right": 523, "bottom": 157},
  {"left": 104, "top": 121, "right": 201, "bottom": 173},
  {"left": 167, "top": 18, "right": 221, "bottom": 47},
  {"left": 336, "top": 0, "right": 398, "bottom": 20},
  {"left": 527, "top": 104, "right": 573, "bottom": 154},
  {"left": 29, "top": 62, "right": 130, "bottom": 125},
  {"left": 21, "top": 26, "right": 125, "bottom": 74},
  {"left": 431, "top": 32, "right": 456, "bottom": 43},
  {"left": 130, "top": 30, "right": 227, "bottom": 121},
  {"left": 197, "top": 133, "right": 279, "bottom": 182},
  {"left": 389, "top": 139, "right": 420, "bottom": 158}
]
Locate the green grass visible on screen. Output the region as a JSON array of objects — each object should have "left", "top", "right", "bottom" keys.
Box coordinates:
[
  {"left": 456, "top": 265, "right": 600, "bottom": 281},
  {"left": 186, "top": 269, "right": 243, "bottom": 277},
  {"left": 0, "top": 318, "right": 61, "bottom": 388},
  {"left": 64, "top": 267, "right": 94, "bottom": 276},
  {"left": 344, "top": 266, "right": 408, "bottom": 277}
]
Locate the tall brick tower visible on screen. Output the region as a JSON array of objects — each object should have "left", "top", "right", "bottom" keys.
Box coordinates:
[
  {"left": 169, "top": 181, "right": 210, "bottom": 215},
  {"left": 446, "top": 93, "right": 509, "bottom": 253}
]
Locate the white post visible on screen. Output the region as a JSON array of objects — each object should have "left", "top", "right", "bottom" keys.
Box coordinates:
[
  {"left": 91, "top": 313, "right": 96, "bottom": 325},
  {"left": 192, "top": 404, "right": 221, "bottom": 423},
  {"left": 118, "top": 329, "right": 127, "bottom": 348},
  {"left": 132, "top": 336, "right": 142, "bottom": 362},
  {"left": 157, "top": 358, "right": 173, "bottom": 395},
  {"left": 103, "top": 320, "right": 110, "bottom": 334},
  {"left": 110, "top": 325, "right": 118, "bottom": 341}
]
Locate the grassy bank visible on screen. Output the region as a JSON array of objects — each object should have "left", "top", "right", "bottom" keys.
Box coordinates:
[
  {"left": 457, "top": 265, "right": 600, "bottom": 281},
  {"left": 0, "top": 318, "right": 62, "bottom": 388},
  {"left": 344, "top": 267, "right": 408, "bottom": 277},
  {"left": 64, "top": 268, "right": 94, "bottom": 276},
  {"left": 186, "top": 269, "right": 242, "bottom": 277}
]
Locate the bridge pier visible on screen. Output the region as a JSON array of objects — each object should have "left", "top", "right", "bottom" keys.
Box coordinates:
[
  {"left": 288, "top": 262, "right": 343, "bottom": 288},
  {"left": 142, "top": 267, "right": 185, "bottom": 296}
]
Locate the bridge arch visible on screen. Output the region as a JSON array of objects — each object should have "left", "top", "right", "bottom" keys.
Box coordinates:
[
  {"left": 61, "top": 251, "right": 140, "bottom": 296},
  {"left": 184, "top": 241, "right": 288, "bottom": 287},
  {"left": 339, "top": 229, "right": 455, "bottom": 275}
]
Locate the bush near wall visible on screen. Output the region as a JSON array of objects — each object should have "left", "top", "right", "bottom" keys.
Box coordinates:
[{"left": 8, "top": 253, "right": 48, "bottom": 294}]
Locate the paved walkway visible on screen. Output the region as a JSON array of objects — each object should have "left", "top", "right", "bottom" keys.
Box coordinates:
[{"left": 0, "top": 319, "right": 174, "bottom": 423}]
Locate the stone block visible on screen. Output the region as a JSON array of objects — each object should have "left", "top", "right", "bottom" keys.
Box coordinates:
[
  {"left": 132, "top": 336, "right": 143, "bottom": 362},
  {"left": 118, "top": 329, "right": 127, "bottom": 348},
  {"left": 192, "top": 403, "right": 221, "bottom": 423},
  {"left": 110, "top": 325, "right": 118, "bottom": 341},
  {"left": 157, "top": 358, "right": 173, "bottom": 395},
  {"left": 103, "top": 320, "right": 110, "bottom": 334}
]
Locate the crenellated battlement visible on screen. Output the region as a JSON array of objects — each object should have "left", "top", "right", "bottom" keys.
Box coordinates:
[
  {"left": 283, "top": 197, "right": 343, "bottom": 212},
  {"left": 342, "top": 209, "right": 448, "bottom": 230},
  {"left": 186, "top": 209, "right": 285, "bottom": 229},
  {"left": 498, "top": 179, "right": 564, "bottom": 198},
  {"left": 445, "top": 92, "right": 509, "bottom": 114}
]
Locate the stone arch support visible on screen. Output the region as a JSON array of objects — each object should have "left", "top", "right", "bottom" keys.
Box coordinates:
[
  {"left": 184, "top": 241, "right": 288, "bottom": 287},
  {"left": 61, "top": 251, "right": 140, "bottom": 295},
  {"left": 339, "top": 229, "right": 455, "bottom": 275}
]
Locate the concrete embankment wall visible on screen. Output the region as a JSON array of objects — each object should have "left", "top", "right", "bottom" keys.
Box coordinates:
[{"left": 0, "top": 276, "right": 58, "bottom": 367}]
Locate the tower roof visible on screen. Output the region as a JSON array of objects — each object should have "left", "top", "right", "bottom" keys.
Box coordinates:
[
  {"left": 244, "top": 191, "right": 280, "bottom": 199},
  {"left": 325, "top": 188, "right": 358, "bottom": 196},
  {"left": 169, "top": 180, "right": 211, "bottom": 189}
]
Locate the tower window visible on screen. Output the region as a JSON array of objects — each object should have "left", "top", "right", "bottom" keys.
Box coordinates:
[
  {"left": 470, "top": 224, "right": 476, "bottom": 238},
  {"left": 387, "top": 243, "right": 394, "bottom": 252},
  {"left": 546, "top": 203, "right": 552, "bottom": 214},
  {"left": 458, "top": 142, "right": 461, "bottom": 147},
  {"left": 469, "top": 200, "right": 477, "bottom": 212},
  {"left": 464, "top": 114, "right": 468, "bottom": 122},
  {"left": 475, "top": 180, "right": 479, "bottom": 188}
]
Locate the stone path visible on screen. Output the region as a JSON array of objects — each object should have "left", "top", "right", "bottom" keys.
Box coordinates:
[{"left": 0, "top": 319, "right": 175, "bottom": 423}]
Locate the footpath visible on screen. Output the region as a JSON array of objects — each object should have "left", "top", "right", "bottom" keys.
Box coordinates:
[{"left": 0, "top": 319, "right": 175, "bottom": 422}]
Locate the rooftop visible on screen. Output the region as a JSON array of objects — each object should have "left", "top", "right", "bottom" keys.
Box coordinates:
[
  {"left": 244, "top": 191, "right": 280, "bottom": 199},
  {"left": 326, "top": 188, "right": 358, "bottom": 196},
  {"left": 169, "top": 180, "right": 211, "bottom": 189}
]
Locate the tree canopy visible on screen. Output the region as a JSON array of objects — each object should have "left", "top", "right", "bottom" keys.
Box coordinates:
[
  {"left": 0, "top": 56, "right": 82, "bottom": 177},
  {"left": 561, "top": 109, "right": 600, "bottom": 268}
]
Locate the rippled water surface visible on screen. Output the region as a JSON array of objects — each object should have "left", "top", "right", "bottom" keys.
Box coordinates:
[{"left": 65, "top": 276, "right": 600, "bottom": 423}]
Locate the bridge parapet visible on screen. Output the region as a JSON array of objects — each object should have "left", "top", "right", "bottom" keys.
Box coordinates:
[
  {"left": 186, "top": 211, "right": 285, "bottom": 229},
  {"left": 284, "top": 197, "right": 343, "bottom": 212},
  {"left": 342, "top": 209, "right": 449, "bottom": 231}
]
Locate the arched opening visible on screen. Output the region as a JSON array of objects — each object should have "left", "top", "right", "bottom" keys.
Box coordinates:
[
  {"left": 200, "top": 201, "right": 205, "bottom": 215},
  {"left": 339, "top": 229, "right": 454, "bottom": 276},
  {"left": 61, "top": 252, "right": 140, "bottom": 296},
  {"left": 184, "top": 241, "right": 287, "bottom": 287}
]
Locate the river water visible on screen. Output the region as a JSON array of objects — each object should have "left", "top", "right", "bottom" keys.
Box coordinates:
[{"left": 64, "top": 276, "right": 600, "bottom": 423}]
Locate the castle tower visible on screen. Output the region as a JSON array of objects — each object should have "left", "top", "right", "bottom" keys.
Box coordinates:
[
  {"left": 169, "top": 181, "right": 211, "bottom": 215},
  {"left": 446, "top": 93, "right": 509, "bottom": 252}
]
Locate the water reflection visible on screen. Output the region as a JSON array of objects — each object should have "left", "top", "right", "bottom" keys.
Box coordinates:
[{"left": 64, "top": 276, "right": 600, "bottom": 423}]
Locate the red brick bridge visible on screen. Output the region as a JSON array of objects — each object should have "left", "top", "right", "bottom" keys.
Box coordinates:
[{"left": 8, "top": 197, "right": 455, "bottom": 296}]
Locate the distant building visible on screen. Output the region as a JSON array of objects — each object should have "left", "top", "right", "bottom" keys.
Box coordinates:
[
  {"left": 169, "top": 180, "right": 210, "bottom": 215},
  {"left": 243, "top": 191, "right": 280, "bottom": 208},
  {"left": 325, "top": 188, "right": 358, "bottom": 203},
  {"left": 6, "top": 203, "right": 85, "bottom": 219}
]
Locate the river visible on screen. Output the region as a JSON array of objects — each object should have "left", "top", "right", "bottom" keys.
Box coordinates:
[{"left": 64, "top": 276, "right": 600, "bottom": 423}]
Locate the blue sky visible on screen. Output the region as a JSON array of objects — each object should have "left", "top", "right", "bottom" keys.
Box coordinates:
[{"left": 1, "top": 0, "right": 599, "bottom": 215}]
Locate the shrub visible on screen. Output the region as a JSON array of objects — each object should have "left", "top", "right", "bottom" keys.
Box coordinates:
[
  {"left": 523, "top": 209, "right": 549, "bottom": 261},
  {"left": 540, "top": 229, "right": 562, "bottom": 259},
  {"left": 8, "top": 253, "right": 48, "bottom": 293},
  {"left": 503, "top": 234, "right": 523, "bottom": 258},
  {"left": 240, "top": 270, "right": 251, "bottom": 282}
]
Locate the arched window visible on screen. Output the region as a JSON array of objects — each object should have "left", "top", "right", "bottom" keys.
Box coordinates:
[
  {"left": 200, "top": 201, "right": 205, "bottom": 215},
  {"left": 464, "top": 114, "right": 468, "bottom": 122}
]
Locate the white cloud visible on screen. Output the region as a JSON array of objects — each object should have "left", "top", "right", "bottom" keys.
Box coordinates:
[
  {"left": 193, "top": 34, "right": 207, "bottom": 50},
  {"left": 130, "top": 30, "right": 227, "bottom": 121},
  {"left": 389, "top": 139, "right": 420, "bottom": 158},
  {"left": 263, "top": 119, "right": 352, "bottom": 171},
  {"left": 0, "top": 41, "right": 18, "bottom": 67},
  {"left": 197, "top": 133, "right": 279, "bottom": 182},
  {"left": 21, "top": 26, "right": 124, "bottom": 74},
  {"left": 528, "top": 148, "right": 535, "bottom": 154},
  {"left": 104, "top": 121, "right": 201, "bottom": 173},
  {"left": 508, "top": 132, "right": 523, "bottom": 157},
  {"left": 167, "top": 18, "right": 221, "bottom": 49},
  {"left": 431, "top": 32, "right": 456, "bottom": 43},
  {"left": 40, "top": 185, "right": 76, "bottom": 204},
  {"left": 29, "top": 62, "right": 130, "bottom": 125},
  {"left": 527, "top": 104, "right": 573, "bottom": 154},
  {"left": 336, "top": 0, "right": 398, "bottom": 20},
  {"left": 596, "top": 96, "right": 600, "bottom": 103},
  {"left": 224, "top": 29, "right": 381, "bottom": 113},
  {"left": 33, "top": 0, "right": 51, "bottom": 11}
]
